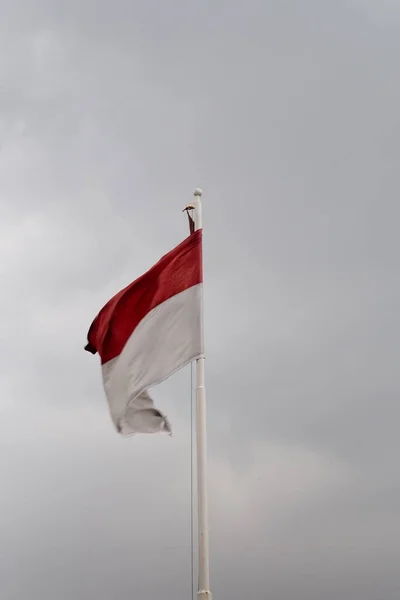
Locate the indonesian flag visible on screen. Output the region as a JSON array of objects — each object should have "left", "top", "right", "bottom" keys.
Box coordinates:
[{"left": 85, "top": 229, "right": 203, "bottom": 435}]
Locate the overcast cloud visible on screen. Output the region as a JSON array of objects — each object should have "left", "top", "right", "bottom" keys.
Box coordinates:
[{"left": 1, "top": 1, "right": 399, "bottom": 599}]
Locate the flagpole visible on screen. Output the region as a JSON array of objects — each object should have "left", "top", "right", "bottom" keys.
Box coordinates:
[{"left": 193, "top": 188, "right": 212, "bottom": 600}]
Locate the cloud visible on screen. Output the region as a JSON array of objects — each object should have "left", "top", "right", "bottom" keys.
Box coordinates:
[{"left": 0, "top": 1, "right": 399, "bottom": 598}]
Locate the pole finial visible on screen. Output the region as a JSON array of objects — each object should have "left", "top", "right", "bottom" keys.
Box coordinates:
[{"left": 193, "top": 188, "right": 203, "bottom": 197}]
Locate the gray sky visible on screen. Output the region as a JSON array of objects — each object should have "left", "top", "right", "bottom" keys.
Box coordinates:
[{"left": 1, "top": 1, "right": 399, "bottom": 598}]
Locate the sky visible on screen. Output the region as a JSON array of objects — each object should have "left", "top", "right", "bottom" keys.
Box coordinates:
[{"left": 0, "top": 1, "right": 399, "bottom": 598}]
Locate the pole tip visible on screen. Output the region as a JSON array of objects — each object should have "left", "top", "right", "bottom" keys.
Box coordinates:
[{"left": 193, "top": 188, "right": 203, "bottom": 197}]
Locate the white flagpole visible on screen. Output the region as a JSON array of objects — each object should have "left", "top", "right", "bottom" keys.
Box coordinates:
[{"left": 193, "top": 188, "right": 212, "bottom": 600}]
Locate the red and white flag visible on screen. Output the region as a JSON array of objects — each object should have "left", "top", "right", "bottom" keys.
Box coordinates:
[{"left": 85, "top": 229, "right": 203, "bottom": 435}]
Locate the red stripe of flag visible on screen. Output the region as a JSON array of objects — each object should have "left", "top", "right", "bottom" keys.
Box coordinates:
[{"left": 85, "top": 229, "right": 202, "bottom": 364}]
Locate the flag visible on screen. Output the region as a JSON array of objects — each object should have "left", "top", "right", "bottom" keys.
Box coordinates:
[{"left": 85, "top": 229, "right": 203, "bottom": 435}]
